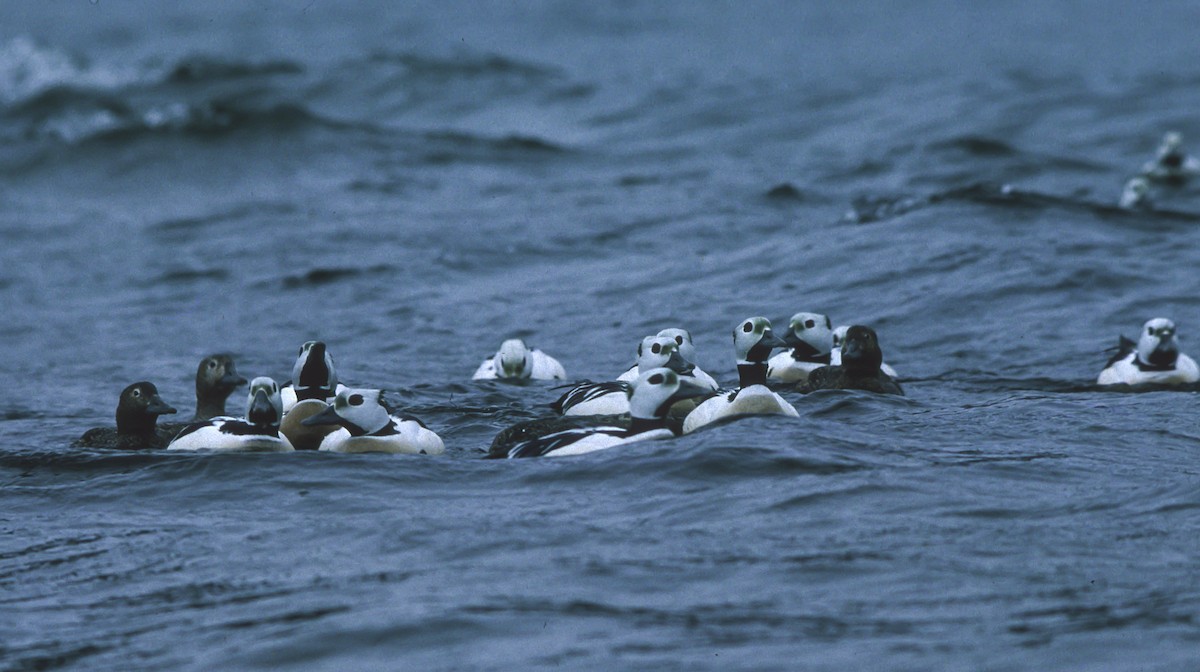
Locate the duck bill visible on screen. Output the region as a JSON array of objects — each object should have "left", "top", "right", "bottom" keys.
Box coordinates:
[
  {"left": 760, "top": 329, "right": 789, "bottom": 350},
  {"left": 220, "top": 372, "right": 249, "bottom": 388},
  {"left": 670, "top": 378, "right": 714, "bottom": 403},
  {"left": 247, "top": 390, "right": 276, "bottom": 426},
  {"left": 300, "top": 403, "right": 342, "bottom": 427},
  {"left": 666, "top": 350, "right": 695, "bottom": 375},
  {"left": 781, "top": 330, "right": 804, "bottom": 347},
  {"left": 147, "top": 395, "right": 177, "bottom": 416}
]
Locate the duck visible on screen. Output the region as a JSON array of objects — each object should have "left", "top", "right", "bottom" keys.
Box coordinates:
[
  {"left": 1118, "top": 175, "right": 1152, "bottom": 210},
  {"left": 73, "top": 382, "right": 178, "bottom": 450},
  {"left": 279, "top": 341, "right": 346, "bottom": 450},
  {"left": 681, "top": 317, "right": 800, "bottom": 434},
  {"left": 1097, "top": 318, "right": 1199, "bottom": 386},
  {"left": 830, "top": 325, "right": 898, "bottom": 378},
  {"left": 167, "top": 377, "right": 295, "bottom": 452},
  {"left": 473, "top": 338, "right": 566, "bottom": 380},
  {"left": 502, "top": 368, "right": 713, "bottom": 458},
  {"left": 554, "top": 334, "right": 707, "bottom": 416},
  {"left": 1141, "top": 131, "right": 1200, "bottom": 183},
  {"left": 158, "top": 353, "right": 248, "bottom": 436},
  {"left": 767, "top": 312, "right": 833, "bottom": 383},
  {"left": 302, "top": 388, "right": 445, "bottom": 454},
  {"left": 801, "top": 325, "right": 904, "bottom": 395},
  {"left": 617, "top": 328, "right": 718, "bottom": 389}
]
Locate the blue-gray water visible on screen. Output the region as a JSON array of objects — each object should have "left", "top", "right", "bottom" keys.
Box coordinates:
[{"left": 4, "top": 2, "right": 1200, "bottom": 670}]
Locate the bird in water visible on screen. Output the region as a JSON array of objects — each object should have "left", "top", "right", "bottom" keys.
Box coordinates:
[
  {"left": 1097, "top": 318, "right": 1199, "bottom": 386},
  {"left": 73, "top": 382, "right": 178, "bottom": 450},
  {"left": 167, "top": 377, "right": 295, "bottom": 452},
  {"left": 801, "top": 325, "right": 903, "bottom": 395}
]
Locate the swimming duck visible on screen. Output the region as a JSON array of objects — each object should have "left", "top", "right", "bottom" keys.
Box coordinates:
[
  {"left": 158, "top": 353, "right": 248, "bottom": 436},
  {"left": 830, "top": 325, "right": 898, "bottom": 378},
  {"left": 302, "top": 388, "right": 445, "bottom": 454},
  {"left": 280, "top": 341, "right": 345, "bottom": 450},
  {"left": 73, "top": 382, "right": 178, "bottom": 450},
  {"left": 1097, "top": 318, "right": 1199, "bottom": 386},
  {"left": 554, "top": 334, "right": 704, "bottom": 416},
  {"left": 473, "top": 338, "right": 567, "bottom": 380},
  {"left": 167, "top": 377, "right": 295, "bottom": 452},
  {"left": 801, "top": 325, "right": 904, "bottom": 395},
  {"left": 503, "top": 368, "right": 712, "bottom": 458},
  {"left": 681, "top": 317, "right": 799, "bottom": 434},
  {"left": 1119, "top": 175, "right": 1152, "bottom": 210},
  {"left": 767, "top": 312, "right": 833, "bottom": 383},
  {"left": 1141, "top": 131, "right": 1200, "bottom": 182},
  {"left": 617, "top": 328, "right": 718, "bottom": 389}
]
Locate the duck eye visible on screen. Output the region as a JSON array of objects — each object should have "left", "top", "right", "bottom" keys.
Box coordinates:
[
  {"left": 131, "top": 389, "right": 141, "bottom": 397},
  {"left": 647, "top": 373, "right": 664, "bottom": 385},
  {"left": 348, "top": 394, "right": 364, "bottom": 406},
  {"left": 743, "top": 322, "right": 753, "bottom": 333},
  {"left": 298, "top": 347, "right": 304, "bottom": 356},
  {"left": 207, "top": 360, "right": 217, "bottom": 369},
  {"left": 804, "top": 319, "right": 815, "bottom": 329},
  {"left": 1148, "top": 327, "right": 1155, "bottom": 335},
  {"left": 674, "top": 335, "right": 684, "bottom": 345},
  {"left": 651, "top": 343, "right": 661, "bottom": 354}
]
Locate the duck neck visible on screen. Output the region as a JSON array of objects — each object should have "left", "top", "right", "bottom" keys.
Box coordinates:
[
  {"left": 628, "top": 416, "right": 668, "bottom": 435},
  {"left": 736, "top": 361, "right": 769, "bottom": 387},
  {"left": 193, "top": 393, "right": 228, "bottom": 422}
]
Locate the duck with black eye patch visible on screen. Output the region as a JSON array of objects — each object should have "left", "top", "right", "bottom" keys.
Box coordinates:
[
  {"left": 73, "top": 382, "right": 178, "bottom": 450},
  {"left": 501, "top": 367, "right": 713, "bottom": 458},
  {"left": 280, "top": 340, "right": 347, "bottom": 450},
  {"left": 167, "top": 377, "right": 295, "bottom": 452},
  {"left": 681, "top": 316, "right": 800, "bottom": 434},
  {"left": 302, "top": 388, "right": 445, "bottom": 454},
  {"left": 616, "top": 327, "right": 718, "bottom": 389},
  {"left": 767, "top": 312, "right": 833, "bottom": 384},
  {"left": 1097, "top": 318, "right": 1199, "bottom": 386},
  {"left": 800, "top": 325, "right": 903, "bottom": 395}
]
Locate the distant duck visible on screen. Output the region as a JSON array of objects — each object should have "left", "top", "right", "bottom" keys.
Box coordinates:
[
  {"left": 280, "top": 341, "right": 345, "bottom": 450},
  {"left": 168, "top": 377, "right": 295, "bottom": 452},
  {"left": 830, "top": 325, "right": 898, "bottom": 379},
  {"left": 503, "top": 368, "right": 713, "bottom": 458},
  {"left": 302, "top": 388, "right": 445, "bottom": 454},
  {"left": 473, "top": 338, "right": 566, "bottom": 380},
  {"left": 617, "top": 328, "right": 718, "bottom": 389},
  {"left": 1119, "top": 175, "right": 1152, "bottom": 210},
  {"left": 73, "top": 382, "right": 178, "bottom": 450},
  {"left": 1097, "top": 318, "right": 1199, "bottom": 386},
  {"left": 767, "top": 312, "right": 833, "bottom": 383},
  {"left": 681, "top": 317, "right": 799, "bottom": 434},
  {"left": 801, "top": 325, "right": 904, "bottom": 395},
  {"left": 1141, "top": 131, "right": 1200, "bottom": 182},
  {"left": 158, "top": 353, "right": 248, "bottom": 436},
  {"left": 554, "top": 334, "right": 706, "bottom": 416}
]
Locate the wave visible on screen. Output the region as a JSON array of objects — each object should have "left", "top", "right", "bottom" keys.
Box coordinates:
[{"left": 842, "top": 182, "right": 1200, "bottom": 225}]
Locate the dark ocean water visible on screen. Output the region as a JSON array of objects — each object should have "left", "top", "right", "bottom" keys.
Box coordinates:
[{"left": 4, "top": 2, "right": 1200, "bottom": 670}]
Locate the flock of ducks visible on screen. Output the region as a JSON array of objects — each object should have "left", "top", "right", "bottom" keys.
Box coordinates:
[
  {"left": 71, "top": 133, "right": 1199, "bottom": 459},
  {"left": 73, "top": 306, "right": 1198, "bottom": 459}
]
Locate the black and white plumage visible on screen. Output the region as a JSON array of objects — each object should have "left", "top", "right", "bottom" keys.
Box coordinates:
[
  {"left": 557, "top": 334, "right": 708, "bottom": 416},
  {"left": 473, "top": 338, "right": 566, "bottom": 380},
  {"left": 801, "top": 325, "right": 904, "bottom": 395},
  {"left": 280, "top": 340, "right": 346, "bottom": 450},
  {"left": 168, "top": 377, "right": 295, "bottom": 452},
  {"left": 302, "top": 387, "right": 444, "bottom": 454},
  {"left": 682, "top": 317, "right": 799, "bottom": 434},
  {"left": 503, "top": 368, "right": 712, "bottom": 459},
  {"left": 616, "top": 328, "right": 718, "bottom": 389},
  {"left": 767, "top": 312, "right": 833, "bottom": 384},
  {"left": 74, "top": 381, "right": 178, "bottom": 450},
  {"left": 1097, "top": 318, "right": 1199, "bottom": 386}
]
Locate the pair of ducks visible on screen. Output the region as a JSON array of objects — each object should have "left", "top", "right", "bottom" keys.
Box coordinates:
[
  {"left": 1119, "top": 131, "right": 1200, "bottom": 210},
  {"left": 491, "top": 316, "right": 902, "bottom": 459},
  {"left": 74, "top": 343, "right": 444, "bottom": 455}
]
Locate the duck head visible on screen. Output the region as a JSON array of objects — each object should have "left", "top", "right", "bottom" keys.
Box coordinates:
[
  {"left": 292, "top": 341, "right": 337, "bottom": 401},
  {"left": 733, "top": 316, "right": 788, "bottom": 365},
  {"left": 302, "top": 387, "right": 391, "bottom": 437},
  {"left": 195, "top": 353, "right": 247, "bottom": 419},
  {"left": 494, "top": 339, "right": 532, "bottom": 379},
  {"left": 782, "top": 312, "right": 833, "bottom": 359},
  {"left": 628, "top": 367, "right": 714, "bottom": 421},
  {"left": 656, "top": 328, "right": 697, "bottom": 365},
  {"left": 115, "top": 381, "right": 176, "bottom": 435},
  {"left": 637, "top": 335, "right": 694, "bottom": 376},
  {"left": 840, "top": 325, "right": 885, "bottom": 374},
  {"left": 1136, "top": 318, "right": 1180, "bottom": 369},
  {"left": 246, "top": 377, "right": 284, "bottom": 428}
]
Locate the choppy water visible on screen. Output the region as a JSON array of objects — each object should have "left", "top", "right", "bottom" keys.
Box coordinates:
[{"left": 4, "top": 2, "right": 1200, "bottom": 670}]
